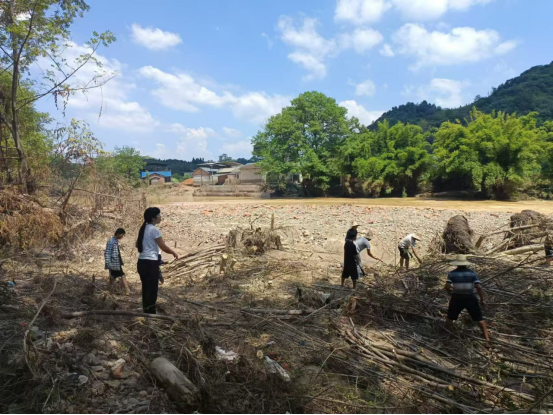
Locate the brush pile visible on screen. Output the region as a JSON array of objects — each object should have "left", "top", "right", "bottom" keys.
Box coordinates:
[
  {"left": 3, "top": 208, "right": 553, "bottom": 413},
  {"left": 324, "top": 252, "right": 553, "bottom": 413},
  {"left": 442, "top": 214, "right": 476, "bottom": 254},
  {"left": 162, "top": 244, "right": 227, "bottom": 283},
  {"left": 475, "top": 209, "right": 553, "bottom": 255}
]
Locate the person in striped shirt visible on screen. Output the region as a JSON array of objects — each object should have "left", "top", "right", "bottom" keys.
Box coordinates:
[
  {"left": 444, "top": 255, "right": 490, "bottom": 341},
  {"left": 105, "top": 228, "right": 130, "bottom": 295}
]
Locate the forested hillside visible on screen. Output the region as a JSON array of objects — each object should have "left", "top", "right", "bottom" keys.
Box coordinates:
[{"left": 371, "top": 61, "right": 553, "bottom": 129}]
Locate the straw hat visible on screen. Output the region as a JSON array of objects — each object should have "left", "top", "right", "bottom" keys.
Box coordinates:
[
  {"left": 361, "top": 228, "right": 374, "bottom": 240},
  {"left": 450, "top": 254, "right": 472, "bottom": 266},
  {"left": 412, "top": 234, "right": 421, "bottom": 241}
]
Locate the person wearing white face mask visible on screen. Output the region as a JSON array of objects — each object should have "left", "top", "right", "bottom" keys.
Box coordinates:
[{"left": 136, "top": 207, "right": 179, "bottom": 314}]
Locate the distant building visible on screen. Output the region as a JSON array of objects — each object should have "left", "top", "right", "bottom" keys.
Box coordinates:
[
  {"left": 193, "top": 162, "right": 243, "bottom": 186},
  {"left": 214, "top": 166, "right": 241, "bottom": 185},
  {"left": 193, "top": 167, "right": 219, "bottom": 186},
  {"left": 238, "top": 163, "right": 265, "bottom": 184},
  {"left": 141, "top": 171, "right": 172, "bottom": 185}
]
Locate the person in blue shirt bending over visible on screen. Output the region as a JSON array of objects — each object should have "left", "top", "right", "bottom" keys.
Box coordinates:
[{"left": 444, "top": 255, "right": 490, "bottom": 342}]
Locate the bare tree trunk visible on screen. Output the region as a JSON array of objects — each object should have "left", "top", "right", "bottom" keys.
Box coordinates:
[
  {"left": 10, "top": 59, "right": 30, "bottom": 186},
  {"left": 7, "top": 0, "right": 31, "bottom": 190},
  {"left": 0, "top": 125, "right": 4, "bottom": 181},
  {"left": 61, "top": 168, "right": 83, "bottom": 214}
]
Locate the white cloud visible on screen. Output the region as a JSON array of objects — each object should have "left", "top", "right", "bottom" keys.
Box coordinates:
[
  {"left": 90, "top": 101, "right": 159, "bottom": 132},
  {"left": 335, "top": 0, "right": 391, "bottom": 25},
  {"left": 220, "top": 140, "right": 253, "bottom": 159},
  {"left": 424, "top": 78, "right": 468, "bottom": 108},
  {"left": 392, "top": 24, "right": 518, "bottom": 69},
  {"left": 153, "top": 143, "right": 172, "bottom": 159},
  {"left": 391, "top": 0, "right": 493, "bottom": 21},
  {"left": 339, "top": 100, "right": 383, "bottom": 125},
  {"left": 35, "top": 41, "right": 159, "bottom": 133},
  {"left": 288, "top": 52, "right": 328, "bottom": 79},
  {"left": 277, "top": 16, "right": 337, "bottom": 80},
  {"left": 261, "top": 32, "right": 274, "bottom": 49},
  {"left": 392, "top": 0, "right": 449, "bottom": 20},
  {"left": 354, "top": 79, "right": 376, "bottom": 96},
  {"left": 131, "top": 24, "right": 182, "bottom": 50},
  {"left": 335, "top": 0, "right": 494, "bottom": 23},
  {"left": 277, "top": 16, "right": 383, "bottom": 79},
  {"left": 338, "top": 28, "right": 383, "bottom": 53},
  {"left": 379, "top": 43, "right": 395, "bottom": 57},
  {"left": 404, "top": 78, "right": 469, "bottom": 108},
  {"left": 167, "top": 124, "right": 216, "bottom": 160},
  {"left": 222, "top": 127, "right": 243, "bottom": 138},
  {"left": 139, "top": 66, "right": 290, "bottom": 124}
]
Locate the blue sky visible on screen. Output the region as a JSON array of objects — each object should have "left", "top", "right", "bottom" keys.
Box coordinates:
[{"left": 34, "top": 0, "right": 553, "bottom": 161}]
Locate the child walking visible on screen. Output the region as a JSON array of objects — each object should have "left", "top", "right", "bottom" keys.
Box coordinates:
[{"left": 105, "top": 228, "right": 130, "bottom": 295}]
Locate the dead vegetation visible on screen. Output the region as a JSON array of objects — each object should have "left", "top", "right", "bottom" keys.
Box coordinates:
[
  {"left": 1, "top": 205, "right": 553, "bottom": 414},
  {"left": 442, "top": 214, "right": 476, "bottom": 254}
]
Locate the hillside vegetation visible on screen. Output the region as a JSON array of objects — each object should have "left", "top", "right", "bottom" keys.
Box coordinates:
[
  {"left": 253, "top": 91, "right": 553, "bottom": 200},
  {"left": 371, "top": 61, "right": 553, "bottom": 129}
]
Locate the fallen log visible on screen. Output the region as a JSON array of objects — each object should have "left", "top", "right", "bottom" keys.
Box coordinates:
[
  {"left": 241, "top": 308, "right": 316, "bottom": 315},
  {"left": 182, "top": 299, "right": 226, "bottom": 313},
  {"left": 502, "top": 244, "right": 544, "bottom": 256},
  {"left": 61, "top": 310, "right": 179, "bottom": 322},
  {"left": 150, "top": 357, "right": 200, "bottom": 406},
  {"left": 476, "top": 224, "right": 543, "bottom": 248}
]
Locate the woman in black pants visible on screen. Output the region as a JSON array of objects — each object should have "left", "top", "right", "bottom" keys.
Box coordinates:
[{"left": 136, "top": 207, "right": 178, "bottom": 314}]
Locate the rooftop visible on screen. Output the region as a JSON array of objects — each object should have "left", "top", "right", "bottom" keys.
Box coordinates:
[
  {"left": 215, "top": 167, "right": 241, "bottom": 175},
  {"left": 197, "top": 161, "right": 242, "bottom": 168},
  {"left": 141, "top": 171, "right": 172, "bottom": 178}
]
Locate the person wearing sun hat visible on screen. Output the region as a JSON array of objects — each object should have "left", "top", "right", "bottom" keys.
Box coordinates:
[
  {"left": 444, "top": 254, "right": 490, "bottom": 342},
  {"left": 341, "top": 228, "right": 362, "bottom": 289},
  {"left": 351, "top": 227, "right": 384, "bottom": 270},
  {"left": 398, "top": 233, "right": 422, "bottom": 270}
]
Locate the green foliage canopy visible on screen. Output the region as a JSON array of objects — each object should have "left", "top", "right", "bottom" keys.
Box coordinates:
[{"left": 253, "top": 91, "right": 350, "bottom": 192}]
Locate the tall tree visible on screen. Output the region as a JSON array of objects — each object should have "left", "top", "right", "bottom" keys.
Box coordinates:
[
  {"left": 112, "top": 146, "right": 145, "bottom": 181},
  {"left": 218, "top": 153, "right": 233, "bottom": 162},
  {"left": 0, "top": 0, "right": 115, "bottom": 188},
  {"left": 433, "top": 110, "right": 545, "bottom": 199},
  {"left": 252, "top": 91, "right": 350, "bottom": 193},
  {"left": 347, "top": 121, "right": 432, "bottom": 196}
]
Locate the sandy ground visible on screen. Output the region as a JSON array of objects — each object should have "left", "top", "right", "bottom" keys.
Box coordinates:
[
  {"left": 169, "top": 195, "right": 553, "bottom": 214},
  {"left": 153, "top": 202, "right": 520, "bottom": 264},
  {"left": 4, "top": 194, "right": 553, "bottom": 413}
]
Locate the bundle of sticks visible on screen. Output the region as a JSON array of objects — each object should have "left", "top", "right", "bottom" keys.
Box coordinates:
[
  {"left": 163, "top": 244, "right": 229, "bottom": 283},
  {"left": 333, "top": 319, "right": 552, "bottom": 413}
]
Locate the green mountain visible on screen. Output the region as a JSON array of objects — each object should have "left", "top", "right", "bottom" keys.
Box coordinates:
[{"left": 371, "top": 61, "right": 553, "bottom": 129}]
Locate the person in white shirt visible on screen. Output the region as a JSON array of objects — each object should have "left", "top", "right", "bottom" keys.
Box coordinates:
[
  {"left": 398, "top": 234, "right": 422, "bottom": 270},
  {"left": 136, "top": 207, "right": 178, "bottom": 314},
  {"left": 347, "top": 227, "right": 383, "bottom": 269}
]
